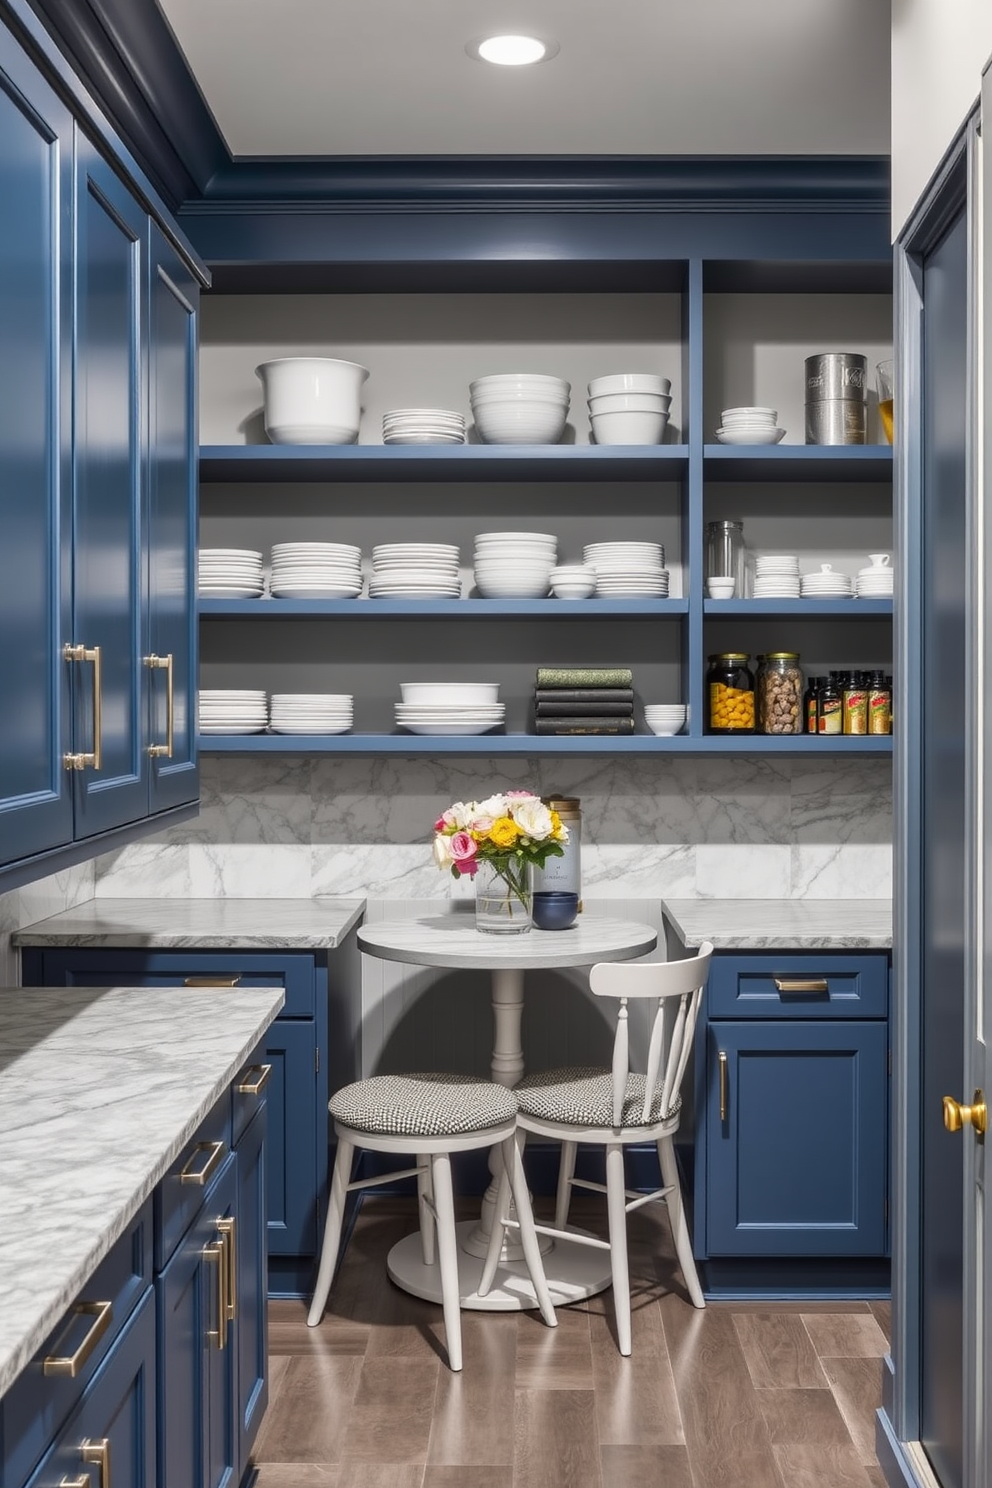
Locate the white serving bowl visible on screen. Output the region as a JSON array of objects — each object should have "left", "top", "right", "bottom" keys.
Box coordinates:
[
  {"left": 646, "top": 720, "right": 685, "bottom": 736},
  {"left": 256, "top": 357, "right": 369, "bottom": 445},
  {"left": 475, "top": 574, "right": 552, "bottom": 598},
  {"left": 551, "top": 578, "right": 597, "bottom": 599},
  {"left": 470, "top": 373, "right": 570, "bottom": 394},
  {"left": 589, "top": 373, "right": 672, "bottom": 397},
  {"left": 472, "top": 404, "right": 568, "bottom": 445},
  {"left": 590, "top": 409, "right": 668, "bottom": 445},
  {"left": 399, "top": 682, "right": 500, "bottom": 705},
  {"left": 588, "top": 392, "right": 671, "bottom": 414},
  {"left": 706, "top": 578, "right": 736, "bottom": 599}
]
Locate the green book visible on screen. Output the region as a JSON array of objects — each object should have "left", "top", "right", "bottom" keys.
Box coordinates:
[
  {"left": 535, "top": 667, "right": 634, "bottom": 690},
  {"left": 533, "top": 716, "right": 636, "bottom": 734}
]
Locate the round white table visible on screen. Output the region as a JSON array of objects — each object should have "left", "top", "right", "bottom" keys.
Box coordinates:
[{"left": 356, "top": 911, "right": 658, "bottom": 1311}]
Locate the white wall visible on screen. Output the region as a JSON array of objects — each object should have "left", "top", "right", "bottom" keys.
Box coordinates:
[{"left": 891, "top": 0, "right": 992, "bottom": 236}]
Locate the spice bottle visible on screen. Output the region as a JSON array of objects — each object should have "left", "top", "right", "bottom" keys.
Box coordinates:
[
  {"left": 843, "top": 670, "right": 868, "bottom": 735},
  {"left": 533, "top": 796, "right": 582, "bottom": 899},
  {"left": 817, "top": 672, "right": 843, "bottom": 735},
  {"left": 867, "top": 671, "right": 892, "bottom": 735},
  {"left": 803, "top": 676, "right": 822, "bottom": 735},
  {"left": 757, "top": 653, "right": 803, "bottom": 735},
  {"left": 706, "top": 653, "right": 755, "bottom": 733}
]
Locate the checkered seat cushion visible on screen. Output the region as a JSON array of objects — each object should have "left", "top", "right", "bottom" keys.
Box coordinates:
[
  {"left": 514, "top": 1066, "right": 682, "bottom": 1128},
  {"left": 330, "top": 1073, "right": 518, "bottom": 1137}
]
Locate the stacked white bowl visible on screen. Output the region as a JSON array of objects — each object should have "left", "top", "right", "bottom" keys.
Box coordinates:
[
  {"left": 395, "top": 681, "right": 505, "bottom": 736},
  {"left": 800, "top": 563, "right": 854, "bottom": 599},
  {"left": 255, "top": 357, "right": 369, "bottom": 445},
  {"left": 269, "top": 542, "right": 363, "bottom": 599},
  {"left": 469, "top": 374, "right": 570, "bottom": 445},
  {"left": 198, "top": 689, "right": 268, "bottom": 735},
  {"left": 269, "top": 693, "right": 353, "bottom": 735},
  {"left": 583, "top": 541, "right": 669, "bottom": 597},
  {"left": 198, "top": 549, "right": 264, "bottom": 598},
  {"left": 369, "top": 543, "right": 461, "bottom": 598},
  {"left": 754, "top": 555, "right": 800, "bottom": 599},
  {"left": 644, "top": 704, "right": 687, "bottom": 737},
  {"left": 855, "top": 553, "right": 894, "bottom": 598},
  {"left": 549, "top": 564, "right": 597, "bottom": 599},
  {"left": 382, "top": 408, "right": 466, "bottom": 445},
  {"left": 715, "top": 407, "right": 785, "bottom": 445},
  {"left": 588, "top": 374, "right": 671, "bottom": 445},
  {"left": 474, "top": 531, "right": 557, "bottom": 598}
]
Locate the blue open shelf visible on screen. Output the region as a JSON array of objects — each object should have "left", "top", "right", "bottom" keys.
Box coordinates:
[
  {"left": 197, "top": 732, "right": 893, "bottom": 756},
  {"left": 199, "top": 443, "right": 690, "bottom": 483},
  {"left": 199, "top": 597, "right": 690, "bottom": 617},
  {"left": 702, "top": 444, "right": 893, "bottom": 480}
]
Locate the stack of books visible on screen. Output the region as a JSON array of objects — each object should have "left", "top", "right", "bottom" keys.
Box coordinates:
[{"left": 533, "top": 667, "right": 636, "bottom": 735}]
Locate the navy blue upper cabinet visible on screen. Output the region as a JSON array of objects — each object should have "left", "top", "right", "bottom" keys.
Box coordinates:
[{"left": 0, "top": 28, "right": 73, "bottom": 864}]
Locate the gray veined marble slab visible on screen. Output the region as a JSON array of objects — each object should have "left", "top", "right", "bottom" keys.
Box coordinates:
[
  {"left": 358, "top": 910, "right": 657, "bottom": 969},
  {"left": 0, "top": 983, "right": 284, "bottom": 1398},
  {"left": 11, "top": 895, "right": 367, "bottom": 949},
  {"left": 661, "top": 897, "right": 893, "bottom": 949}
]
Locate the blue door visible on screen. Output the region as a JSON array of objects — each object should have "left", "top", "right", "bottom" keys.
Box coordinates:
[
  {"left": 0, "top": 33, "right": 73, "bottom": 864},
  {"left": 71, "top": 133, "right": 148, "bottom": 838},
  {"left": 146, "top": 222, "right": 198, "bottom": 814}
]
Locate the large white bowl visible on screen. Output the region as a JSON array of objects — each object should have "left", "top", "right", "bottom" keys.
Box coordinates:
[
  {"left": 470, "top": 373, "right": 570, "bottom": 393},
  {"left": 475, "top": 575, "right": 552, "bottom": 597},
  {"left": 399, "top": 682, "right": 500, "bottom": 705},
  {"left": 256, "top": 356, "right": 369, "bottom": 445},
  {"left": 588, "top": 392, "right": 671, "bottom": 413},
  {"left": 473, "top": 404, "right": 568, "bottom": 444},
  {"left": 590, "top": 409, "right": 668, "bottom": 445},
  {"left": 589, "top": 373, "right": 672, "bottom": 397}
]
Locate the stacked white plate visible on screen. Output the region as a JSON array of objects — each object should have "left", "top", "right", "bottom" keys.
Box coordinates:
[
  {"left": 395, "top": 681, "right": 504, "bottom": 735},
  {"left": 583, "top": 541, "right": 669, "bottom": 597},
  {"left": 801, "top": 564, "right": 854, "bottom": 599},
  {"left": 269, "top": 542, "right": 363, "bottom": 599},
  {"left": 382, "top": 408, "right": 466, "bottom": 445},
  {"left": 269, "top": 693, "right": 354, "bottom": 734},
  {"left": 715, "top": 407, "right": 786, "bottom": 446},
  {"left": 754, "top": 554, "right": 800, "bottom": 599},
  {"left": 474, "top": 531, "right": 557, "bottom": 598},
  {"left": 198, "top": 689, "right": 268, "bottom": 734},
  {"left": 856, "top": 557, "right": 894, "bottom": 598},
  {"left": 198, "top": 549, "right": 264, "bottom": 599},
  {"left": 369, "top": 543, "right": 462, "bottom": 599}
]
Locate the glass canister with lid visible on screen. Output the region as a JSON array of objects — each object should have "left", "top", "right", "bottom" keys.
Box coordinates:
[
  {"left": 705, "top": 520, "right": 749, "bottom": 599},
  {"left": 706, "top": 653, "right": 755, "bottom": 733},
  {"left": 757, "top": 652, "right": 804, "bottom": 735}
]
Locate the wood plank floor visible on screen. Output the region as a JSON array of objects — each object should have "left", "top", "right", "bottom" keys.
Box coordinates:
[{"left": 249, "top": 1197, "right": 889, "bottom": 1488}]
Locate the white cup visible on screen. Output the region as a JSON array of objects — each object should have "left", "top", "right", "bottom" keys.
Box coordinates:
[
  {"left": 707, "top": 576, "right": 736, "bottom": 599},
  {"left": 868, "top": 553, "right": 891, "bottom": 568}
]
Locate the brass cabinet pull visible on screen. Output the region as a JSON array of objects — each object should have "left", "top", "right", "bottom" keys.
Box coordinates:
[
  {"left": 81, "top": 1438, "right": 111, "bottom": 1488},
  {"left": 43, "top": 1300, "right": 113, "bottom": 1377},
  {"left": 943, "top": 1090, "right": 987, "bottom": 1136},
  {"left": 59, "top": 1477, "right": 91, "bottom": 1488},
  {"left": 183, "top": 976, "right": 242, "bottom": 988},
  {"left": 145, "top": 652, "right": 174, "bottom": 759},
  {"left": 718, "top": 1050, "right": 728, "bottom": 1122},
  {"left": 63, "top": 643, "right": 103, "bottom": 771},
  {"left": 217, "top": 1215, "right": 237, "bottom": 1321},
  {"left": 773, "top": 977, "right": 829, "bottom": 994},
  {"left": 203, "top": 1240, "right": 227, "bottom": 1349},
  {"left": 179, "top": 1139, "right": 226, "bottom": 1186},
  {"left": 237, "top": 1063, "right": 272, "bottom": 1096}
]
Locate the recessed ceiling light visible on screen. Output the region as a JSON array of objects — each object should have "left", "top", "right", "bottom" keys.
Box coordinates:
[{"left": 466, "top": 34, "right": 559, "bottom": 66}]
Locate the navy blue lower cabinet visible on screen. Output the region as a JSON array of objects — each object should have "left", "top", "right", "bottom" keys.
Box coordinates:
[
  {"left": 700, "top": 1018, "right": 889, "bottom": 1258},
  {"left": 234, "top": 1103, "right": 268, "bottom": 1471}
]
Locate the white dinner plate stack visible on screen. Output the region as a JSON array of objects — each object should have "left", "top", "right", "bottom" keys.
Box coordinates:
[
  {"left": 369, "top": 543, "right": 462, "bottom": 598},
  {"left": 583, "top": 541, "right": 669, "bottom": 597},
  {"left": 855, "top": 559, "right": 894, "bottom": 598},
  {"left": 198, "top": 549, "right": 264, "bottom": 598},
  {"left": 394, "top": 681, "right": 505, "bottom": 735},
  {"left": 473, "top": 531, "right": 557, "bottom": 598},
  {"left": 754, "top": 554, "right": 800, "bottom": 599},
  {"left": 269, "top": 542, "right": 363, "bottom": 599},
  {"left": 269, "top": 693, "right": 354, "bottom": 734},
  {"left": 800, "top": 564, "right": 854, "bottom": 599},
  {"left": 198, "top": 689, "right": 268, "bottom": 734},
  {"left": 382, "top": 408, "right": 466, "bottom": 445},
  {"left": 715, "top": 407, "right": 786, "bottom": 445}
]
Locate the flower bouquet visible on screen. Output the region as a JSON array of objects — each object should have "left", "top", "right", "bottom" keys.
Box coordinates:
[{"left": 433, "top": 791, "right": 569, "bottom": 933}]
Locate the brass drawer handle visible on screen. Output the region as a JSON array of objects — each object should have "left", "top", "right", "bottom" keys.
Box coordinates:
[
  {"left": 43, "top": 1300, "right": 113, "bottom": 1377},
  {"left": 237, "top": 1063, "right": 272, "bottom": 1096},
  {"left": 60, "top": 1477, "right": 91, "bottom": 1488},
  {"left": 63, "top": 643, "right": 103, "bottom": 771},
  {"left": 203, "top": 1240, "right": 227, "bottom": 1349},
  {"left": 145, "top": 652, "right": 174, "bottom": 759},
  {"left": 184, "top": 976, "right": 242, "bottom": 988},
  {"left": 81, "top": 1439, "right": 111, "bottom": 1488},
  {"left": 718, "top": 1050, "right": 728, "bottom": 1122},
  {"left": 179, "top": 1139, "right": 226, "bottom": 1186},
  {"left": 773, "top": 977, "right": 829, "bottom": 994},
  {"left": 218, "top": 1215, "right": 237, "bottom": 1321}
]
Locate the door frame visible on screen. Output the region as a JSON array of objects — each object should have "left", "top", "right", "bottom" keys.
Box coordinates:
[{"left": 881, "top": 108, "right": 983, "bottom": 1488}]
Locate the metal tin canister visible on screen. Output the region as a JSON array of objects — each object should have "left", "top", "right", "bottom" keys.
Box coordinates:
[
  {"left": 533, "top": 795, "right": 581, "bottom": 900},
  {"left": 805, "top": 353, "right": 868, "bottom": 445}
]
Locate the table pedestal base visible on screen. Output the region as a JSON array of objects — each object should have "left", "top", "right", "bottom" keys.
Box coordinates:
[{"left": 386, "top": 1220, "right": 613, "bottom": 1311}]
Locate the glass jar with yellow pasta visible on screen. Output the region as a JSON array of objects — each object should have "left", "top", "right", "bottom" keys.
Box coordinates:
[{"left": 706, "top": 653, "right": 756, "bottom": 734}]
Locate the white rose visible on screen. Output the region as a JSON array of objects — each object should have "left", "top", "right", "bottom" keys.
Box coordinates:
[
  {"left": 445, "top": 800, "right": 474, "bottom": 830},
  {"left": 511, "top": 797, "right": 554, "bottom": 840},
  {"left": 433, "top": 833, "right": 454, "bottom": 869},
  {"left": 475, "top": 793, "right": 509, "bottom": 822}
]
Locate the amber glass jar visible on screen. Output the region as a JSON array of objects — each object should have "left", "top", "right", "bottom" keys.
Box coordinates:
[
  {"left": 757, "top": 653, "right": 803, "bottom": 735},
  {"left": 706, "top": 653, "right": 755, "bottom": 734}
]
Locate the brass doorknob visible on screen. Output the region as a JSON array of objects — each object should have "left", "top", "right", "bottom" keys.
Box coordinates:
[{"left": 943, "top": 1091, "right": 987, "bottom": 1136}]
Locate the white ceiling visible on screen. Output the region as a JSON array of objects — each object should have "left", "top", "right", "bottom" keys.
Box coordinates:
[{"left": 155, "top": 0, "right": 891, "bottom": 159}]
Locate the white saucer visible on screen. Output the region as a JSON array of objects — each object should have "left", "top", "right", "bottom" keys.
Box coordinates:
[{"left": 715, "top": 428, "right": 787, "bottom": 445}]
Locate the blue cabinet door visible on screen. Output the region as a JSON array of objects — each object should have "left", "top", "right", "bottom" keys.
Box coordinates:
[
  {"left": 0, "top": 31, "right": 73, "bottom": 865},
  {"left": 263, "top": 1017, "right": 320, "bottom": 1260},
  {"left": 146, "top": 222, "right": 198, "bottom": 814},
  {"left": 71, "top": 133, "right": 148, "bottom": 838},
  {"left": 234, "top": 1104, "right": 268, "bottom": 1473},
  {"left": 703, "top": 1019, "right": 889, "bottom": 1257}
]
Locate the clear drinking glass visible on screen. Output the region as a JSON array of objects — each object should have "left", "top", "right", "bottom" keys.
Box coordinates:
[
  {"left": 876, "top": 359, "right": 894, "bottom": 445},
  {"left": 705, "top": 520, "right": 748, "bottom": 598}
]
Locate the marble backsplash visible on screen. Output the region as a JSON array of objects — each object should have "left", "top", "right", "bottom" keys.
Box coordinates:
[{"left": 0, "top": 861, "right": 95, "bottom": 986}]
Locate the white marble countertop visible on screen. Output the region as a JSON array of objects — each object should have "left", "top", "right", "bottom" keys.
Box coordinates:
[
  {"left": 0, "top": 983, "right": 284, "bottom": 1398},
  {"left": 661, "top": 899, "right": 893, "bottom": 949},
  {"left": 358, "top": 910, "right": 657, "bottom": 969},
  {"left": 11, "top": 896, "right": 366, "bottom": 949}
]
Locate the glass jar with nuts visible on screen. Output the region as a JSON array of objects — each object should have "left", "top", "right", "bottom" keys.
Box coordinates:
[{"left": 757, "top": 652, "right": 804, "bottom": 735}]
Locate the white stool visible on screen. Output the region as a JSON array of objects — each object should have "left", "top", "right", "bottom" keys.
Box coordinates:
[{"left": 307, "top": 1072, "right": 557, "bottom": 1370}]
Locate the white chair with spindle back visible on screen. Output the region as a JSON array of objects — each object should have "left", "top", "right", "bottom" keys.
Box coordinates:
[{"left": 488, "top": 942, "right": 713, "bottom": 1355}]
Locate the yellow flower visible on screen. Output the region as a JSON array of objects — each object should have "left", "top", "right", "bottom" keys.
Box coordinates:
[
  {"left": 550, "top": 809, "right": 564, "bottom": 839},
  {"left": 488, "top": 816, "right": 520, "bottom": 849}
]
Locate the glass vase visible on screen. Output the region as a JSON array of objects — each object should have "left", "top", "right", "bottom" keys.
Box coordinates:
[{"left": 474, "top": 857, "right": 533, "bottom": 935}]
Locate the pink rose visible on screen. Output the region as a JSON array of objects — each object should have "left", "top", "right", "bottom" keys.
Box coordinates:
[
  {"left": 505, "top": 789, "right": 536, "bottom": 801},
  {"left": 433, "top": 816, "right": 447, "bottom": 832},
  {"left": 449, "top": 831, "right": 479, "bottom": 875}
]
